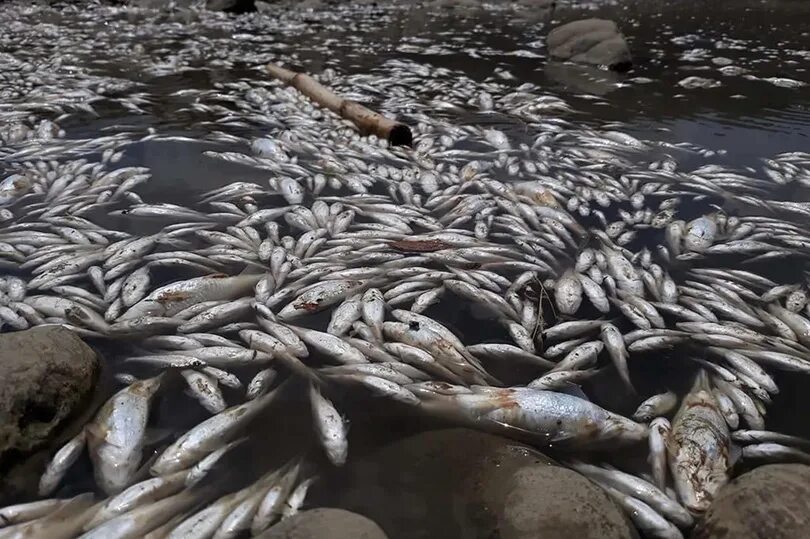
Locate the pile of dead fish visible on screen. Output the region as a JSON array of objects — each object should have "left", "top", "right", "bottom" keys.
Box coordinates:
[{"left": 2, "top": 2, "right": 810, "bottom": 538}]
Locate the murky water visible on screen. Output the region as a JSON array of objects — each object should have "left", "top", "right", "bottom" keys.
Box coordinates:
[
  {"left": 5, "top": 0, "right": 809, "bottom": 193},
  {"left": 2, "top": 0, "right": 810, "bottom": 535}
]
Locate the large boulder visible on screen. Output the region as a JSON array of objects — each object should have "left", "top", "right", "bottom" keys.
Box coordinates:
[
  {"left": 694, "top": 464, "right": 810, "bottom": 539},
  {"left": 501, "top": 465, "right": 637, "bottom": 538},
  {"left": 0, "top": 326, "right": 99, "bottom": 461},
  {"left": 258, "top": 508, "right": 388, "bottom": 539},
  {"left": 547, "top": 19, "right": 632, "bottom": 71},
  {"left": 314, "top": 428, "right": 637, "bottom": 539}
]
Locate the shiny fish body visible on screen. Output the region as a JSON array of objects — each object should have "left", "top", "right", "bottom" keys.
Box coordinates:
[{"left": 88, "top": 376, "right": 162, "bottom": 495}]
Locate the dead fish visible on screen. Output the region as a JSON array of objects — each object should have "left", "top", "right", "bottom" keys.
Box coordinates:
[
  {"left": 633, "top": 391, "right": 678, "bottom": 422},
  {"left": 121, "top": 274, "right": 262, "bottom": 320},
  {"left": 309, "top": 383, "right": 348, "bottom": 466},
  {"left": 88, "top": 376, "right": 163, "bottom": 495},
  {"left": 668, "top": 372, "right": 732, "bottom": 515}
]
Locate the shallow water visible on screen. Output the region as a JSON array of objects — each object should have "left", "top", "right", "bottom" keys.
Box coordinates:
[
  {"left": 2, "top": 0, "right": 810, "bottom": 535},
  {"left": 5, "top": 0, "right": 810, "bottom": 190}
]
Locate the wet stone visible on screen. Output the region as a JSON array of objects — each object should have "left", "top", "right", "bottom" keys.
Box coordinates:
[
  {"left": 316, "top": 428, "right": 637, "bottom": 539},
  {"left": 693, "top": 464, "right": 810, "bottom": 539},
  {"left": 547, "top": 18, "right": 632, "bottom": 71},
  {"left": 0, "top": 326, "right": 99, "bottom": 461},
  {"left": 258, "top": 508, "right": 388, "bottom": 539},
  {"left": 0, "top": 326, "right": 99, "bottom": 503}
]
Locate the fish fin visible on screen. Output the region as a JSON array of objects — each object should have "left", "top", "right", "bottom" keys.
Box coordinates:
[
  {"left": 664, "top": 429, "right": 678, "bottom": 456},
  {"left": 488, "top": 418, "right": 578, "bottom": 445},
  {"left": 237, "top": 265, "right": 259, "bottom": 276},
  {"left": 550, "top": 382, "right": 590, "bottom": 401},
  {"left": 691, "top": 368, "right": 710, "bottom": 392},
  {"left": 728, "top": 442, "right": 742, "bottom": 468},
  {"left": 84, "top": 423, "right": 106, "bottom": 446}
]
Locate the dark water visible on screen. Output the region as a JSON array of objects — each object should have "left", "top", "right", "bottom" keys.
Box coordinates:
[{"left": 11, "top": 0, "right": 807, "bottom": 200}]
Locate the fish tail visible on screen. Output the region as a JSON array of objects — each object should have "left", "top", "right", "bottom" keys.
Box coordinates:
[{"left": 692, "top": 368, "right": 711, "bottom": 392}]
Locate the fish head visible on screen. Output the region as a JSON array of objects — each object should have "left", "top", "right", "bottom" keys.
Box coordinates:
[
  {"left": 131, "top": 374, "right": 164, "bottom": 399},
  {"left": 671, "top": 441, "right": 729, "bottom": 516},
  {"left": 64, "top": 305, "right": 90, "bottom": 325}
]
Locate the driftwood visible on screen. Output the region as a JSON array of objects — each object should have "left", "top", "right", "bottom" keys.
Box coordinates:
[{"left": 265, "top": 63, "right": 413, "bottom": 147}]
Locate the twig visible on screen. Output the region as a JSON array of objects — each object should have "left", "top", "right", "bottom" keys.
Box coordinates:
[{"left": 265, "top": 63, "right": 413, "bottom": 147}]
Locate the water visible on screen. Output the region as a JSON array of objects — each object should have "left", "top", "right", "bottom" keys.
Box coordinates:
[
  {"left": 2, "top": 0, "right": 810, "bottom": 535},
  {"left": 5, "top": 0, "right": 810, "bottom": 188}
]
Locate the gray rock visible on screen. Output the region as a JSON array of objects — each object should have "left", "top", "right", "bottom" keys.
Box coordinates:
[
  {"left": 694, "top": 464, "right": 810, "bottom": 539},
  {"left": 500, "top": 465, "right": 637, "bottom": 538},
  {"left": 0, "top": 326, "right": 99, "bottom": 460},
  {"left": 258, "top": 508, "right": 388, "bottom": 539},
  {"left": 547, "top": 18, "right": 632, "bottom": 71},
  {"left": 317, "top": 428, "right": 637, "bottom": 539}
]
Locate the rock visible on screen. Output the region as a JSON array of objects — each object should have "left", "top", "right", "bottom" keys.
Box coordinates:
[
  {"left": 547, "top": 19, "right": 632, "bottom": 71},
  {"left": 258, "top": 508, "right": 388, "bottom": 539},
  {"left": 206, "top": 0, "right": 256, "bottom": 12},
  {"left": 0, "top": 326, "right": 99, "bottom": 462},
  {"left": 694, "top": 464, "right": 810, "bottom": 539},
  {"left": 315, "top": 428, "right": 637, "bottom": 539},
  {"left": 501, "top": 465, "right": 637, "bottom": 538}
]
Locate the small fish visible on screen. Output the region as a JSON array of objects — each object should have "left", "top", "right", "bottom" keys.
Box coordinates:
[
  {"left": 633, "top": 391, "right": 678, "bottom": 422},
  {"left": 649, "top": 417, "right": 671, "bottom": 491},
  {"left": 309, "top": 383, "right": 349, "bottom": 466},
  {"left": 151, "top": 383, "right": 284, "bottom": 475},
  {"left": 600, "top": 323, "right": 634, "bottom": 392},
  {"left": 741, "top": 443, "right": 810, "bottom": 465},
  {"left": 600, "top": 485, "right": 684, "bottom": 539},
  {"left": 39, "top": 429, "right": 87, "bottom": 496},
  {"left": 571, "top": 462, "right": 692, "bottom": 528},
  {"left": 88, "top": 375, "right": 162, "bottom": 495},
  {"left": 85, "top": 471, "right": 189, "bottom": 529}
]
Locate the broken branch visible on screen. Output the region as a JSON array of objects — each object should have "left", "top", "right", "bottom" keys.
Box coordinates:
[{"left": 265, "top": 63, "right": 413, "bottom": 147}]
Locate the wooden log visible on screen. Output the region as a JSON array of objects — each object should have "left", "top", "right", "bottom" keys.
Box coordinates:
[{"left": 265, "top": 63, "right": 413, "bottom": 147}]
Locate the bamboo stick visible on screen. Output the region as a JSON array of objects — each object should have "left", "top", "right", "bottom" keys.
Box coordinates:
[{"left": 265, "top": 63, "right": 413, "bottom": 147}]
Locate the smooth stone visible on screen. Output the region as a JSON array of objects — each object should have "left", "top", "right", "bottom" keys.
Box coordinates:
[
  {"left": 547, "top": 18, "right": 632, "bottom": 71},
  {"left": 0, "top": 326, "right": 99, "bottom": 460},
  {"left": 693, "top": 464, "right": 810, "bottom": 539},
  {"left": 258, "top": 508, "right": 388, "bottom": 539},
  {"left": 0, "top": 326, "right": 100, "bottom": 504},
  {"left": 501, "top": 465, "right": 639, "bottom": 538},
  {"left": 315, "top": 428, "right": 637, "bottom": 539}
]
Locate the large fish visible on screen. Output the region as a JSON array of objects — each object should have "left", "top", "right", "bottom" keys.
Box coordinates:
[
  {"left": 668, "top": 371, "right": 734, "bottom": 514},
  {"left": 120, "top": 274, "right": 263, "bottom": 320}
]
